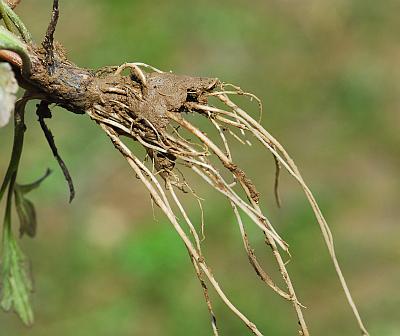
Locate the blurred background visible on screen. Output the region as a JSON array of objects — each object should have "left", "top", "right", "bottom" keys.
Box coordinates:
[{"left": 1, "top": 0, "right": 399, "bottom": 335}]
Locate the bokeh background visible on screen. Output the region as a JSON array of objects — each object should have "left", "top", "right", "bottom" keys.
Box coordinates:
[{"left": 1, "top": 0, "right": 399, "bottom": 335}]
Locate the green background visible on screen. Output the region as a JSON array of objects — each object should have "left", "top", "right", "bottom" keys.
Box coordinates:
[{"left": 1, "top": 0, "right": 399, "bottom": 335}]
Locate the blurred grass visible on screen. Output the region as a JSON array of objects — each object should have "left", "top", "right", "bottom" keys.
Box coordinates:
[{"left": 1, "top": 0, "right": 399, "bottom": 334}]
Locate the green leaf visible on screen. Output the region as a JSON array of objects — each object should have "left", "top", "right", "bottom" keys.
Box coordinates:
[
  {"left": 17, "top": 169, "right": 52, "bottom": 195},
  {"left": 14, "top": 193, "right": 37, "bottom": 238},
  {"left": 0, "top": 234, "right": 34, "bottom": 325},
  {"left": 13, "top": 170, "right": 51, "bottom": 238},
  {"left": 1, "top": 189, "right": 34, "bottom": 326},
  {"left": 0, "top": 62, "right": 18, "bottom": 128}
]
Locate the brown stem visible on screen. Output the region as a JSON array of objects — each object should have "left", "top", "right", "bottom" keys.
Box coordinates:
[
  {"left": 42, "top": 0, "right": 59, "bottom": 74},
  {"left": 36, "top": 101, "right": 75, "bottom": 202},
  {"left": 0, "top": 49, "right": 22, "bottom": 68},
  {"left": 6, "top": 0, "right": 21, "bottom": 10}
]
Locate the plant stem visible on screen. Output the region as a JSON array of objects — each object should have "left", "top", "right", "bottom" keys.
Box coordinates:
[
  {"left": 0, "top": 98, "right": 28, "bottom": 202},
  {"left": 0, "top": 0, "right": 31, "bottom": 42},
  {"left": 0, "top": 26, "right": 31, "bottom": 75}
]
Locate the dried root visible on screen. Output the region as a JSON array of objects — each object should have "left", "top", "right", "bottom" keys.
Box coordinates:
[
  {"left": 81, "top": 63, "right": 368, "bottom": 335},
  {"left": 0, "top": 2, "right": 369, "bottom": 333}
]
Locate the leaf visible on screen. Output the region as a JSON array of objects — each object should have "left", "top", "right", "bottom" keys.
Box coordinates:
[
  {"left": 14, "top": 170, "right": 51, "bottom": 238},
  {"left": 15, "top": 194, "right": 36, "bottom": 238},
  {"left": 0, "top": 62, "right": 18, "bottom": 128},
  {"left": 17, "top": 169, "right": 51, "bottom": 194},
  {"left": 0, "top": 234, "right": 34, "bottom": 325},
  {"left": 1, "top": 199, "right": 34, "bottom": 326},
  {"left": 0, "top": 171, "right": 50, "bottom": 323}
]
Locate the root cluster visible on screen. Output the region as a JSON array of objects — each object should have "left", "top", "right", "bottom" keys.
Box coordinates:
[
  {"left": 0, "top": 0, "right": 370, "bottom": 334},
  {"left": 69, "top": 62, "right": 364, "bottom": 335}
]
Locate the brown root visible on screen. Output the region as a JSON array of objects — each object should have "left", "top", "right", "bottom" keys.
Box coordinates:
[{"left": 3, "top": 28, "right": 369, "bottom": 334}]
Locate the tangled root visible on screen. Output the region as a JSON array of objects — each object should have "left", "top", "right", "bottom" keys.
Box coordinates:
[
  {"left": 80, "top": 63, "right": 368, "bottom": 336},
  {"left": 0, "top": 1, "right": 369, "bottom": 334},
  {"left": 5, "top": 44, "right": 368, "bottom": 333}
]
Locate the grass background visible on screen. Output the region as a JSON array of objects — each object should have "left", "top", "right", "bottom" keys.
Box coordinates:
[{"left": 1, "top": 0, "right": 399, "bottom": 335}]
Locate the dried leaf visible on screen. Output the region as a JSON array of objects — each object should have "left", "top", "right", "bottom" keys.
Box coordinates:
[{"left": 0, "top": 62, "right": 18, "bottom": 127}]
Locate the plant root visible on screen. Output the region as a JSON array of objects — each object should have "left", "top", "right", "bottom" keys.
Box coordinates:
[
  {"left": 81, "top": 62, "right": 311, "bottom": 334},
  {"left": 0, "top": 24, "right": 370, "bottom": 333}
]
